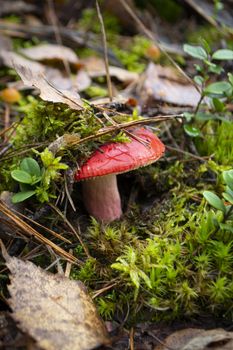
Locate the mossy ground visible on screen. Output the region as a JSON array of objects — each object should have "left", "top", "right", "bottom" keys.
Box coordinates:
[
  {"left": 0, "top": 2, "right": 233, "bottom": 328},
  {"left": 71, "top": 154, "right": 233, "bottom": 323}
]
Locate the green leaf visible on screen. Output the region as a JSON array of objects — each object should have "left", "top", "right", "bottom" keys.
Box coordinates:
[
  {"left": 11, "top": 170, "right": 33, "bottom": 184},
  {"left": 194, "top": 75, "right": 204, "bottom": 86},
  {"left": 12, "top": 191, "right": 35, "bottom": 203},
  {"left": 183, "top": 44, "right": 208, "bottom": 60},
  {"left": 226, "top": 186, "right": 233, "bottom": 197},
  {"left": 19, "top": 183, "right": 34, "bottom": 192},
  {"left": 203, "top": 191, "right": 226, "bottom": 213},
  {"left": 183, "top": 112, "right": 194, "bottom": 122},
  {"left": 219, "top": 223, "right": 233, "bottom": 233},
  {"left": 30, "top": 175, "right": 42, "bottom": 185},
  {"left": 183, "top": 124, "right": 201, "bottom": 137},
  {"left": 201, "top": 38, "right": 211, "bottom": 54},
  {"left": 20, "top": 158, "right": 41, "bottom": 177},
  {"left": 212, "top": 49, "right": 233, "bottom": 60},
  {"left": 204, "top": 81, "right": 232, "bottom": 95},
  {"left": 194, "top": 64, "right": 203, "bottom": 72},
  {"left": 208, "top": 64, "right": 223, "bottom": 75},
  {"left": 223, "top": 170, "right": 233, "bottom": 190},
  {"left": 212, "top": 98, "right": 225, "bottom": 112},
  {"left": 205, "top": 61, "right": 223, "bottom": 75},
  {"left": 228, "top": 73, "right": 233, "bottom": 86},
  {"left": 222, "top": 192, "right": 233, "bottom": 205},
  {"left": 195, "top": 112, "right": 217, "bottom": 121}
]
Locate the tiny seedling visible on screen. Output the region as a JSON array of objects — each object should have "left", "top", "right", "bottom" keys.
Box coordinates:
[
  {"left": 11, "top": 157, "right": 42, "bottom": 203},
  {"left": 11, "top": 149, "right": 68, "bottom": 203}
]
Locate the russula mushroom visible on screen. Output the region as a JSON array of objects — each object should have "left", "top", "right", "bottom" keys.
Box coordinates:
[{"left": 75, "top": 127, "right": 165, "bottom": 223}]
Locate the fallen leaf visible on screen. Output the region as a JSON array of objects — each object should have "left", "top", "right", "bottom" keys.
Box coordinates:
[
  {"left": 20, "top": 44, "right": 79, "bottom": 65},
  {"left": 0, "top": 311, "right": 38, "bottom": 349},
  {"left": 74, "top": 69, "right": 92, "bottom": 91},
  {"left": 154, "top": 328, "right": 233, "bottom": 350},
  {"left": 44, "top": 66, "right": 91, "bottom": 91},
  {"left": 0, "top": 33, "right": 13, "bottom": 53},
  {"left": 0, "top": 51, "right": 83, "bottom": 110},
  {"left": 82, "top": 56, "right": 139, "bottom": 83},
  {"left": 108, "top": 66, "right": 139, "bottom": 84},
  {"left": 0, "top": 1, "right": 37, "bottom": 16},
  {"left": 3, "top": 246, "right": 109, "bottom": 350},
  {"left": 143, "top": 63, "right": 201, "bottom": 107},
  {"left": 182, "top": 329, "right": 233, "bottom": 350}
]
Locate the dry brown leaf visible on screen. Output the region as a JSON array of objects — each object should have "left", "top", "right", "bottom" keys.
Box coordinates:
[
  {"left": 82, "top": 56, "right": 139, "bottom": 83},
  {"left": 143, "top": 63, "right": 200, "bottom": 107},
  {"left": 44, "top": 66, "right": 91, "bottom": 91},
  {"left": 182, "top": 329, "right": 233, "bottom": 350},
  {"left": 0, "top": 33, "right": 13, "bottom": 53},
  {"left": 74, "top": 69, "right": 92, "bottom": 91},
  {"left": 20, "top": 44, "right": 79, "bottom": 65},
  {"left": 0, "top": 51, "right": 83, "bottom": 110},
  {"left": 154, "top": 328, "right": 233, "bottom": 350},
  {"left": 3, "top": 247, "right": 109, "bottom": 350},
  {"left": 0, "top": 311, "right": 39, "bottom": 349}
]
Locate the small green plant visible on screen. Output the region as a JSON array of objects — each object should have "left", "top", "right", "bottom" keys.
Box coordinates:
[
  {"left": 111, "top": 246, "right": 152, "bottom": 300},
  {"left": 11, "top": 157, "right": 42, "bottom": 203},
  {"left": 183, "top": 43, "right": 233, "bottom": 137},
  {"left": 203, "top": 168, "right": 233, "bottom": 233},
  {"left": 11, "top": 149, "right": 68, "bottom": 203}
]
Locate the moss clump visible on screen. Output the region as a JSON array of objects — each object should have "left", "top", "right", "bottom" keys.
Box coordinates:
[
  {"left": 77, "top": 7, "right": 156, "bottom": 72},
  {"left": 70, "top": 162, "right": 233, "bottom": 323},
  {"left": 196, "top": 121, "right": 233, "bottom": 166},
  {"left": 85, "top": 85, "right": 108, "bottom": 98},
  {"left": 78, "top": 8, "right": 121, "bottom": 36},
  {"left": 113, "top": 36, "right": 154, "bottom": 72},
  {"left": 1, "top": 97, "right": 140, "bottom": 199}
]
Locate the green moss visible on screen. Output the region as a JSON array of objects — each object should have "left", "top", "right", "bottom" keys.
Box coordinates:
[
  {"left": 186, "top": 25, "right": 222, "bottom": 46},
  {"left": 70, "top": 162, "right": 233, "bottom": 323},
  {"left": 85, "top": 85, "right": 108, "bottom": 98},
  {"left": 78, "top": 8, "right": 121, "bottom": 36},
  {"left": 1, "top": 97, "right": 140, "bottom": 198},
  {"left": 196, "top": 121, "right": 233, "bottom": 165},
  {"left": 113, "top": 35, "right": 153, "bottom": 72}
]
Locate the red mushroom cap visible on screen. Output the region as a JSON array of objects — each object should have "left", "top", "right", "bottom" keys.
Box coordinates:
[{"left": 75, "top": 127, "right": 165, "bottom": 180}]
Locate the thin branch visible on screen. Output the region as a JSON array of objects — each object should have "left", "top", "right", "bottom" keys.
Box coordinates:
[
  {"left": 47, "top": 114, "right": 183, "bottom": 152},
  {"left": 96, "top": 0, "right": 113, "bottom": 102},
  {"left": 119, "top": 0, "right": 201, "bottom": 93},
  {"left": 46, "top": 0, "right": 71, "bottom": 77},
  {"left": 49, "top": 203, "right": 91, "bottom": 259},
  {"left": 0, "top": 201, "right": 77, "bottom": 263}
]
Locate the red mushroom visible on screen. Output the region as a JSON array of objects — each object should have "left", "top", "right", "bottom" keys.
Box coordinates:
[{"left": 75, "top": 127, "right": 165, "bottom": 223}]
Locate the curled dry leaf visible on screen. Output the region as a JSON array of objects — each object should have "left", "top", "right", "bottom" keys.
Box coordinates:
[
  {"left": 2, "top": 246, "right": 109, "bottom": 350},
  {"left": 20, "top": 44, "right": 79, "bottom": 65},
  {"left": 0, "top": 51, "right": 83, "bottom": 110},
  {"left": 154, "top": 328, "right": 233, "bottom": 350},
  {"left": 143, "top": 63, "right": 201, "bottom": 107}
]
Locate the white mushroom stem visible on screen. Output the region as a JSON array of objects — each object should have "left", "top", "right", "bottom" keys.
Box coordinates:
[{"left": 82, "top": 174, "right": 122, "bottom": 223}]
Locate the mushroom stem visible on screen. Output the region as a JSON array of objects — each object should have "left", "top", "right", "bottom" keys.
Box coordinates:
[{"left": 82, "top": 174, "right": 122, "bottom": 223}]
